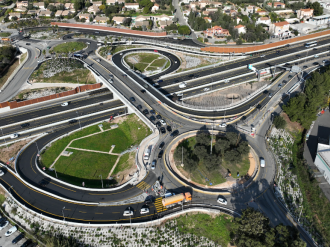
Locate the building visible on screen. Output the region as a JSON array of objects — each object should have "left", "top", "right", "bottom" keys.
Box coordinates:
[
  {"left": 270, "top": 21, "right": 290, "bottom": 35},
  {"left": 112, "top": 16, "right": 127, "bottom": 24},
  {"left": 246, "top": 5, "right": 256, "bottom": 13},
  {"left": 61, "top": 10, "right": 71, "bottom": 17},
  {"left": 65, "top": 3, "right": 73, "bottom": 9},
  {"left": 106, "top": 0, "right": 124, "bottom": 5},
  {"left": 256, "top": 10, "right": 268, "bottom": 15},
  {"left": 234, "top": 24, "right": 246, "bottom": 33},
  {"left": 257, "top": 17, "right": 271, "bottom": 25},
  {"left": 203, "top": 17, "right": 212, "bottom": 23},
  {"left": 229, "top": 9, "right": 237, "bottom": 16},
  {"left": 94, "top": 16, "right": 109, "bottom": 24},
  {"left": 268, "top": 1, "right": 285, "bottom": 8},
  {"left": 8, "top": 12, "right": 21, "bottom": 20},
  {"left": 212, "top": 2, "right": 222, "bottom": 8},
  {"left": 203, "top": 25, "right": 230, "bottom": 37},
  {"left": 189, "top": 2, "right": 199, "bottom": 10},
  {"left": 296, "top": 8, "right": 314, "bottom": 19},
  {"left": 124, "top": 3, "right": 140, "bottom": 10},
  {"left": 14, "top": 7, "right": 26, "bottom": 12},
  {"left": 55, "top": 10, "right": 63, "bottom": 17},
  {"left": 154, "top": 14, "right": 172, "bottom": 21},
  {"left": 223, "top": 4, "right": 233, "bottom": 10},
  {"left": 206, "top": 8, "right": 218, "bottom": 12},
  {"left": 33, "top": 2, "right": 45, "bottom": 9},
  {"left": 306, "top": 14, "right": 330, "bottom": 26},
  {"left": 135, "top": 20, "right": 149, "bottom": 27},
  {"left": 78, "top": 13, "right": 92, "bottom": 21},
  {"left": 236, "top": 16, "right": 242, "bottom": 24},
  {"left": 16, "top": 1, "right": 28, "bottom": 8},
  {"left": 93, "top": 1, "right": 103, "bottom": 7},
  {"left": 39, "top": 10, "right": 52, "bottom": 17},
  {"left": 314, "top": 143, "right": 330, "bottom": 186},
  {"left": 88, "top": 5, "right": 100, "bottom": 13},
  {"left": 159, "top": 20, "right": 173, "bottom": 28},
  {"left": 27, "top": 10, "right": 41, "bottom": 15},
  {"left": 151, "top": 3, "right": 159, "bottom": 12}
]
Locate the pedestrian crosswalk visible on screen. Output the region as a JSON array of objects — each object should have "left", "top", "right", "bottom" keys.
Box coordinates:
[
  {"left": 136, "top": 181, "right": 150, "bottom": 190},
  {"left": 154, "top": 197, "right": 167, "bottom": 213}
]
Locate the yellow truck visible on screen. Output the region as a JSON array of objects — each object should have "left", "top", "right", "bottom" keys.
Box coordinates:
[{"left": 162, "top": 192, "right": 192, "bottom": 208}]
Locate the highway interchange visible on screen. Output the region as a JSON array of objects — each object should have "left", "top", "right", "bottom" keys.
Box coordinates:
[{"left": 0, "top": 29, "right": 327, "bottom": 246}]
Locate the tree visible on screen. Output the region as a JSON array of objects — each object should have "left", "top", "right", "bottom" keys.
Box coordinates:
[
  {"left": 307, "top": 1, "right": 323, "bottom": 16},
  {"left": 214, "top": 138, "right": 230, "bottom": 157},
  {"left": 203, "top": 154, "right": 220, "bottom": 171},
  {"left": 178, "top": 25, "right": 191, "bottom": 35},
  {"left": 236, "top": 38, "right": 243, "bottom": 45},
  {"left": 122, "top": 17, "right": 132, "bottom": 26},
  {"left": 89, "top": 16, "right": 94, "bottom": 22},
  {"left": 193, "top": 145, "right": 208, "bottom": 160},
  {"left": 99, "top": 4, "right": 106, "bottom": 11},
  {"left": 226, "top": 132, "right": 240, "bottom": 146},
  {"left": 273, "top": 115, "right": 286, "bottom": 129},
  {"left": 237, "top": 141, "right": 249, "bottom": 156},
  {"left": 224, "top": 150, "right": 241, "bottom": 164},
  {"left": 196, "top": 131, "right": 210, "bottom": 147}
]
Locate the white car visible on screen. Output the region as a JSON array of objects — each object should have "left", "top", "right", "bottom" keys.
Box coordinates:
[
  {"left": 160, "top": 120, "right": 166, "bottom": 126},
  {"left": 123, "top": 210, "right": 133, "bottom": 216},
  {"left": 260, "top": 54, "right": 265, "bottom": 58},
  {"left": 0, "top": 221, "right": 8, "bottom": 230},
  {"left": 5, "top": 226, "right": 17, "bottom": 236},
  {"left": 120, "top": 53, "right": 123, "bottom": 56},
  {"left": 151, "top": 160, "right": 156, "bottom": 170},
  {"left": 0, "top": 170, "right": 4, "bottom": 177},
  {"left": 97, "top": 43, "right": 102, "bottom": 46},
  {"left": 140, "top": 208, "right": 149, "bottom": 214},
  {"left": 61, "top": 102, "right": 69, "bottom": 106},
  {"left": 177, "top": 93, "right": 183, "bottom": 96},
  {"left": 175, "top": 61, "right": 178, "bottom": 63},
  {"left": 260, "top": 158, "right": 265, "bottom": 168},
  {"left": 108, "top": 79, "right": 113, "bottom": 83},
  {"left": 203, "top": 88, "right": 210, "bottom": 92},
  {"left": 179, "top": 82, "right": 186, "bottom": 88},
  {"left": 224, "top": 79, "right": 229, "bottom": 83},
  {"left": 217, "top": 197, "right": 227, "bottom": 205},
  {"left": 10, "top": 134, "right": 19, "bottom": 139},
  {"left": 219, "top": 123, "right": 227, "bottom": 128},
  {"left": 86, "top": 42, "right": 91, "bottom": 44}
]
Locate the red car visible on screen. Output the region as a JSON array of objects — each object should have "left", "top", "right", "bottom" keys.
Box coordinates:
[{"left": 154, "top": 50, "right": 158, "bottom": 52}]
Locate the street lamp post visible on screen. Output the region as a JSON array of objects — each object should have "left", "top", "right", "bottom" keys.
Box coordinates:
[
  {"left": 99, "top": 174, "right": 103, "bottom": 188},
  {"left": 62, "top": 206, "right": 66, "bottom": 221},
  {"left": 76, "top": 111, "right": 82, "bottom": 130},
  {"left": 298, "top": 205, "right": 303, "bottom": 222},
  {"left": 0, "top": 129, "right": 8, "bottom": 148}
]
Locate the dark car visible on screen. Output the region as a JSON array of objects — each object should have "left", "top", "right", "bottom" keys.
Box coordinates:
[
  {"left": 21, "top": 123, "right": 30, "bottom": 128},
  {"left": 282, "top": 80, "right": 287, "bottom": 84},
  {"left": 188, "top": 74, "right": 194, "bottom": 78},
  {"left": 156, "top": 121, "right": 161, "bottom": 127},
  {"left": 288, "top": 75, "right": 293, "bottom": 79},
  {"left": 122, "top": 74, "right": 127, "bottom": 77},
  {"left": 150, "top": 116, "right": 156, "bottom": 121},
  {"left": 20, "top": 239, "right": 32, "bottom": 247},
  {"left": 68, "top": 119, "right": 77, "bottom": 124},
  {"left": 38, "top": 178, "right": 50, "bottom": 187},
  {"left": 12, "top": 233, "right": 24, "bottom": 244},
  {"left": 313, "top": 62, "right": 319, "bottom": 66},
  {"left": 0, "top": 217, "right": 7, "bottom": 224},
  {"left": 171, "top": 130, "right": 179, "bottom": 137},
  {"left": 303, "top": 65, "right": 308, "bottom": 69},
  {"left": 160, "top": 127, "right": 166, "bottom": 134},
  {"left": 156, "top": 115, "right": 162, "bottom": 119},
  {"left": 158, "top": 150, "right": 164, "bottom": 158},
  {"left": 25, "top": 43, "right": 30, "bottom": 45},
  {"left": 166, "top": 125, "right": 172, "bottom": 132},
  {"left": 150, "top": 110, "right": 155, "bottom": 115},
  {"left": 313, "top": 48, "right": 318, "bottom": 50},
  {"left": 129, "top": 97, "right": 135, "bottom": 102},
  {"left": 174, "top": 80, "right": 179, "bottom": 83},
  {"left": 159, "top": 142, "right": 165, "bottom": 149},
  {"left": 143, "top": 109, "right": 149, "bottom": 115},
  {"left": 141, "top": 89, "right": 146, "bottom": 94},
  {"left": 137, "top": 105, "right": 142, "bottom": 110}
]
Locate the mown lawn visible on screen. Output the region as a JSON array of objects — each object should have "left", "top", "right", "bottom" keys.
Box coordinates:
[
  {"left": 52, "top": 41, "right": 87, "bottom": 53},
  {"left": 111, "top": 152, "right": 135, "bottom": 175},
  {"left": 71, "top": 115, "right": 151, "bottom": 153},
  {"left": 150, "top": 58, "right": 167, "bottom": 68},
  {"left": 175, "top": 213, "right": 233, "bottom": 247}
]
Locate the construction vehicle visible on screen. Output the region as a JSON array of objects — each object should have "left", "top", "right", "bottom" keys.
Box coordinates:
[{"left": 162, "top": 192, "right": 191, "bottom": 208}]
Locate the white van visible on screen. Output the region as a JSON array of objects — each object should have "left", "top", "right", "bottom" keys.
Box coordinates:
[
  {"left": 260, "top": 158, "right": 265, "bottom": 168},
  {"left": 179, "top": 82, "right": 186, "bottom": 88}
]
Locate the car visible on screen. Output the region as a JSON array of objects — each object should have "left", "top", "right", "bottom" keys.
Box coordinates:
[
  {"left": 282, "top": 80, "right": 287, "bottom": 84},
  {"left": 278, "top": 83, "right": 282, "bottom": 88},
  {"left": 303, "top": 66, "right": 308, "bottom": 69},
  {"left": 276, "top": 51, "right": 280, "bottom": 54},
  {"left": 260, "top": 54, "right": 265, "bottom": 58},
  {"left": 296, "top": 54, "right": 301, "bottom": 57},
  {"left": 160, "top": 127, "right": 166, "bottom": 134},
  {"left": 108, "top": 78, "right": 113, "bottom": 83},
  {"left": 95, "top": 31, "right": 99, "bottom": 33},
  {"left": 141, "top": 89, "right": 146, "bottom": 94},
  {"left": 137, "top": 105, "right": 142, "bottom": 110},
  {"left": 177, "top": 93, "right": 183, "bottom": 96},
  {"left": 0, "top": 221, "right": 8, "bottom": 230},
  {"left": 219, "top": 123, "right": 227, "bottom": 128},
  {"left": 12, "top": 233, "right": 24, "bottom": 244},
  {"left": 61, "top": 102, "right": 69, "bottom": 106},
  {"left": 20, "top": 123, "right": 30, "bottom": 128},
  {"left": 86, "top": 42, "right": 90, "bottom": 44},
  {"left": 97, "top": 43, "right": 102, "bottom": 46},
  {"left": 10, "top": 134, "right": 19, "bottom": 139},
  {"left": 203, "top": 88, "right": 210, "bottom": 92},
  {"left": 68, "top": 119, "right": 77, "bottom": 124},
  {"left": 179, "top": 82, "right": 186, "bottom": 88},
  {"left": 314, "top": 55, "right": 319, "bottom": 58},
  {"left": 120, "top": 53, "right": 123, "bottom": 55},
  {"left": 140, "top": 207, "right": 149, "bottom": 214},
  {"left": 224, "top": 79, "right": 229, "bottom": 83},
  {"left": 288, "top": 75, "right": 293, "bottom": 79},
  {"left": 0, "top": 217, "right": 7, "bottom": 224},
  {"left": 123, "top": 210, "right": 133, "bottom": 216},
  {"left": 160, "top": 119, "right": 166, "bottom": 125},
  {"left": 313, "top": 47, "right": 318, "bottom": 50},
  {"left": 157, "top": 79, "right": 163, "bottom": 83},
  {"left": 20, "top": 239, "right": 32, "bottom": 247},
  {"left": 171, "top": 130, "right": 179, "bottom": 137},
  {"left": 188, "top": 74, "right": 194, "bottom": 78},
  {"left": 154, "top": 50, "right": 158, "bottom": 52},
  {"left": 153, "top": 83, "right": 159, "bottom": 87},
  {"left": 143, "top": 84, "right": 149, "bottom": 88},
  {"left": 268, "top": 93, "right": 272, "bottom": 98},
  {"left": 38, "top": 179, "right": 48, "bottom": 187},
  {"left": 5, "top": 226, "right": 17, "bottom": 236},
  {"left": 260, "top": 157, "right": 265, "bottom": 167},
  {"left": 143, "top": 109, "right": 149, "bottom": 115},
  {"left": 174, "top": 80, "right": 179, "bottom": 83},
  {"left": 158, "top": 150, "right": 163, "bottom": 158},
  {"left": 151, "top": 160, "right": 156, "bottom": 170},
  {"left": 323, "top": 60, "right": 328, "bottom": 64},
  {"left": 175, "top": 61, "right": 178, "bottom": 63},
  {"left": 150, "top": 110, "right": 155, "bottom": 115},
  {"left": 25, "top": 43, "right": 30, "bottom": 45},
  {"left": 156, "top": 121, "right": 161, "bottom": 127},
  {"left": 130, "top": 97, "right": 136, "bottom": 102},
  {"left": 217, "top": 197, "right": 227, "bottom": 205},
  {"left": 122, "top": 74, "right": 127, "bottom": 77},
  {"left": 0, "top": 170, "right": 4, "bottom": 177},
  {"left": 150, "top": 116, "right": 156, "bottom": 121},
  {"left": 166, "top": 125, "right": 172, "bottom": 132},
  {"left": 96, "top": 59, "right": 101, "bottom": 62},
  {"left": 313, "top": 62, "right": 319, "bottom": 66},
  {"left": 159, "top": 142, "right": 165, "bottom": 149},
  {"left": 286, "top": 44, "right": 290, "bottom": 47},
  {"left": 156, "top": 115, "right": 162, "bottom": 119}
]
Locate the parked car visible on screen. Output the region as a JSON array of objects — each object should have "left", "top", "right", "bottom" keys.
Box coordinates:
[
  {"left": 143, "top": 109, "right": 149, "bottom": 115},
  {"left": 0, "top": 221, "right": 8, "bottom": 230},
  {"left": 0, "top": 170, "right": 4, "bottom": 177},
  {"left": 123, "top": 210, "right": 133, "bottom": 216},
  {"left": 5, "top": 226, "right": 17, "bottom": 236},
  {"left": 137, "top": 105, "right": 142, "bottom": 110},
  {"left": 171, "top": 130, "right": 179, "bottom": 137},
  {"left": 20, "top": 239, "right": 33, "bottom": 247},
  {"left": 61, "top": 102, "right": 69, "bottom": 106},
  {"left": 130, "top": 97, "right": 135, "bottom": 102},
  {"left": 150, "top": 116, "right": 156, "bottom": 121},
  {"left": 160, "top": 119, "right": 166, "bottom": 125},
  {"left": 150, "top": 110, "right": 155, "bottom": 115},
  {"left": 260, "top": 54, "right": 265, "bottom": 58},
  {"left": 217, "top": 197, "right": 227, "bottom": 205},
  {"left": 12, "top": 233, "right": 24, "bottom": 244},
  {"left": 156, "top": 115, "right": 162, "bottom": 119}
]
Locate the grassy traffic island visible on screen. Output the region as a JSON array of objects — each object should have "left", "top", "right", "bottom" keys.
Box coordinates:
[
  {"left": 172, "top": 131, "right": 253, "bottom": 187},
  {"left": 29, "top": 59, "right": 96, "bottom": 84},
  {"left": 51, "top": 41, "right": 87, "bottom": 54},
  {"left": 39, "top": 114, "right": 152, "bottom": 188},
  {"left": 124, "top": 52, "right": 170, "bottom": 74}
]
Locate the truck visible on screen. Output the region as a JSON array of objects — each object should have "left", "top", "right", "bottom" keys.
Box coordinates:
[
  {"left": 162, "top": 192, "right": 191, "bottom": 208},
  {"left": 144, "top": 146, "right": 151, "bottom": 160}
]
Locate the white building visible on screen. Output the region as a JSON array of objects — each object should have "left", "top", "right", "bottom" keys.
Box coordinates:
[
  {"left": 314, "top": 143, "right": 330, "bottom": 186},
  {"left": 256, "top": 17, "right": 271, "bottom": 25},
  {"left": 234, "top": 25, "right": 246, "bottom": 34},
  {"left": 306, "top": 14, "right": 330, "bottom": 26},
  {"left": 124, "top": 3, "right": 140, "bottom": 10}
]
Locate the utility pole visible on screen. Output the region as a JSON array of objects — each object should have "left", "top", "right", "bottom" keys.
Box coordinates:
[
  {"left": 99, "top": 174, "right": 103, "bottom": 188},
  {"left": 62, "top": 206, "right": 65, "bottom": 221},
  {"left": 210, "top": 122, "right": 214, "bottom": 155}
]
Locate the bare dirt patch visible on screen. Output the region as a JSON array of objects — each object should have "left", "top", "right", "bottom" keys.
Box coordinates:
[
  {"left": 281, "top": 112, "right": 304, "bottom": 133},
  {"left": 113, "top": 152, "right": 137, "bottom": 185},
  {"left": 0, "top": 139, "right": 32, "bottom": 169}
]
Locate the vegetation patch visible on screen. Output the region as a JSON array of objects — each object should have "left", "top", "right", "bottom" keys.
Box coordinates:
[
  {"left": 52, "top": 41, "right": 87, "bottom": 54},
  {"left": 174, "top": 131, "right": 250, "bottom": 186},
  {"left": 0, "top": 32, "right": 11, "bottom": 37}
]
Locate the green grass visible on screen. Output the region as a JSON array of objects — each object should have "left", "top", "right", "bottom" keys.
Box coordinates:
[
  {"left": 222, "top": 155, "right": 250, "bottom": 179},
  {"left": 40, "top": 125, "right": 101, "bottom": 168},
  {"left": 150, "top": 58, "right": 167, "bottom": 68},
  {"left": 125, "top": 60, "right": 149, "bottom": 72},
  {"left": 165, "top": 60, "right": 170, "bottom": 69},
  {"left": 146, "top": 66, "right": 158, "bottom": 71},
  {"left": 138, "top": 53, "right": 160, "bottom": 63},
  {"left": 0, "top": 32, "right": 11, "bottom": 37},
  {"left": 111, "top": 152, "right": 134, "bottom": 175},
  {"left": 0, "top": 194, "right": 6, "bottom": 205},
  {"left": 71, "top": 115, "right": 151, "bottom": 153},
  {"left": 175, "top": 213, "right": 232, "bottom": 246},
  {"left": 52, "top": 41, "right": 87, "bottom": 53},
  {"left": 19, "top": 52, "right": 27, "bottom": 63}
]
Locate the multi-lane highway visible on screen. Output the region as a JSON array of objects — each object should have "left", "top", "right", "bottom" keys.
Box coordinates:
[{"left": 0, "top": 33, "right": 324, "bottom": 246}]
